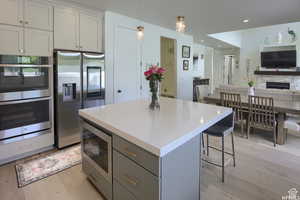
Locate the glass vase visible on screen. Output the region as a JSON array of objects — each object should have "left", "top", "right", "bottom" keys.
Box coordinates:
[{"left": 149, "top": 79, "right": 160, "bottom": 110}]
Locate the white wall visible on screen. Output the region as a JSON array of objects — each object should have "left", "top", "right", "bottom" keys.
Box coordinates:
[
  {"left": 193, "top": 43, "right": 205, "bottom": 78},
  {"left": 236, "top": 22, "right": 300, "bottom": 86},
  {"left": 105, "top": 11, "right": 194, "bottom": 104},
  {"left": 209, "top": 31, "right": 242, "bottom": 48}
]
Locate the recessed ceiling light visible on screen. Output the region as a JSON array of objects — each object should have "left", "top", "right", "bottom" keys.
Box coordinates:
[
  {"left": 200, "top": 40, "right": 204, "bottom": 43},
  {"left": 242, "top": 19, "right": 249, "bottom": 23}
]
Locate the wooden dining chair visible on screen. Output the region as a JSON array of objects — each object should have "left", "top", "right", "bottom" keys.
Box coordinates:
[
  {"left": 220, "top": 92, "right": 246, "bottom": 137},
  {"left": 247, "top": 96, "right": 277, "bottom": 147}
]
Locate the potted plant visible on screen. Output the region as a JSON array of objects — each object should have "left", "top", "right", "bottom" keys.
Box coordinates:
[
  {"left": 144, "top": 65, "right": 166, "bottom": 110},
  {"left": 248, "top": 80, "right": 255, "bottom": 96}
]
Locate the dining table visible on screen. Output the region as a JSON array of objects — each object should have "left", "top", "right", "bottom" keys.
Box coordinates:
[{"left": 204, "top": 94, "right": 300, "bottom": 145}]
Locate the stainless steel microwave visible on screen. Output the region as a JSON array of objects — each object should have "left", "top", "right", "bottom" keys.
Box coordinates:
[{"left": 0, "top": 55, "right": 51, "bottom": 101}]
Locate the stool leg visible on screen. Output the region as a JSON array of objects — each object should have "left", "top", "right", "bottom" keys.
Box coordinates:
[
  {"left": 241, "top": 122, "right": 244, "bottom": 137},
  {"left": 231, "top": 132, "right": 236, "bottom": 167},
  {"left": 202, "top": 133, "right": 205, "bottom": 154},
  {"left": 222, "top": 135, "right": 225, "bottom": 183},
  {"left": 247, "top": 125, "right": 250, "bottom": 139},
  {"left": 206, "top": 134, "right": 209, "bottom": 156}
]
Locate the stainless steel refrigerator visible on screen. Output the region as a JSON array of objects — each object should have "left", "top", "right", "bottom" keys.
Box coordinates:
[{"left": 54, "top": 51, "right": 105, "bottom": 148}]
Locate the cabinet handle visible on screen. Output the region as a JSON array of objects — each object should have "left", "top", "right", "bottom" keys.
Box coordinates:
[
  {"left": 24, "top": 21, "right": 29, "bottom": 25},
  {"left": 124, "top": 148, "right": 137, "bottom": 158},
  {"left": 19, "top": 20, "right": 23, "bottom": 24},
  {"left": 123, "top": 174, "right": 138, "bottom": 186},
  {"left": 19, "top": 49, "right": 24, "bottom": 53}
]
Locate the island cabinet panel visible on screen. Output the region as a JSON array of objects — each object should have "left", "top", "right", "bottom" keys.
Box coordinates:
[
  {"left": 113, "top": 151, "right": 159, "bottom": 200},
  {"left": 161, "top": 134, "right": 201, "bottom": 200},
  {"left": 113, "top": 180, "right": 137, "bottom": 200},
  {"left": 113, "top": 135, "right": 159, "bottom": 176}
]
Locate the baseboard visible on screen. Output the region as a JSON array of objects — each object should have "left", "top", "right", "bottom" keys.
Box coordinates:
[{"left": 0, "top": 145, "right": 54, "bottom": 166}]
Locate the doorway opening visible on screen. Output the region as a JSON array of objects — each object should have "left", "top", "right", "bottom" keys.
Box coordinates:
[
  {"left": 160, "top": 37, "right": 177, "bottom": 98},
  {"left": 223, "top": 55, "right": 235, "bottom": 85}
]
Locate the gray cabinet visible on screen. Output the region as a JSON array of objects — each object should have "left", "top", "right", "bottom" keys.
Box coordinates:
[
  {"left": 114, "top": 180, "right": 137, "bottom": 200},
  {"left": 80, "top": 120, "right": 201, "bottom": 200},
  {"left": 113, "top": 150, "right": 159, "bottom": 200},
  {"left": 113, "top": 135, "right": 159, "bottom": 176}
]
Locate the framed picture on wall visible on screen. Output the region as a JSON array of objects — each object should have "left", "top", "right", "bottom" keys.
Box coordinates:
[
  {"left": 182, "top": 45, "right": 190, "bottom": 58},
  {"left": 183, "top": 60, "right": 189, "bottom": 71}
]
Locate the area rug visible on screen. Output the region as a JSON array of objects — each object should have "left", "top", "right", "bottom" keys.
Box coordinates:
[{"left": 16, "top": 144, "right": 81, "bottom": 187}]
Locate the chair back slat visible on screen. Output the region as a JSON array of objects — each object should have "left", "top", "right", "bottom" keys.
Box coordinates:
[
  {"left": 248, "top": 95, "right": 275, "bottom": 129},
  {"left": 220, "top": 92, "right": 242, "bottom": 121}
]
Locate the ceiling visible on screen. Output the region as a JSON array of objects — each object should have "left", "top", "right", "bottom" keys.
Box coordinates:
[{"left": 59, "top": 0, "right": 300, "bottom": 49}]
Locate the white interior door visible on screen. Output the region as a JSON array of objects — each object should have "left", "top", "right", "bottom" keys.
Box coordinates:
[{"left": 114, "top": 26, "right": 140, "bottom": 103}]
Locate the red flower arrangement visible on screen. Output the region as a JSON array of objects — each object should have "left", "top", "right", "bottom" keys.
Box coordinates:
[{"left": 144, "top": 65, "right": 166, "bottom": 81}]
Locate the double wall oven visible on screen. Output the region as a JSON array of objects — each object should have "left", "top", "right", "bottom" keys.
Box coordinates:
[{"left": 0, "top": 55, "right": 52, "bottom": 144}]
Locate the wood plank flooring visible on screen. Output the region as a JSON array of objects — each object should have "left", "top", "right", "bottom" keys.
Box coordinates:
[{"left": 0, "top": 130, "right": 300, "bottom": 200}]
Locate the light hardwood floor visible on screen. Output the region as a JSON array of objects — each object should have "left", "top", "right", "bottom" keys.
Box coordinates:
[{"left": 1, "top": 130, "right": 300, "bottom": 200}]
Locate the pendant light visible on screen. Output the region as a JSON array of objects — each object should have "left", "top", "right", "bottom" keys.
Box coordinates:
[
  {"left": 176, "top": 16, "right": 186, "bottom": 33},
  {"left": 136, "top": 0, "right": 144, "bottom": 40},
  {"left": 137, "top": 26, "right": 144, "bottom": 40}
]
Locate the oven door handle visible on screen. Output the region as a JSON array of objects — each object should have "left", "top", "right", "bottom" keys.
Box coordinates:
[{"left": 0, "top": 96, "right": 52, "bottom": 105}]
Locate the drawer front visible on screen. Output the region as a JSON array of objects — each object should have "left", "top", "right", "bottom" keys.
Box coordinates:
[
  {"left": 114, "top": 180, "right": 137, "bottom": 200},
  {"left": 113, "top": 150, "right": 159, "bottom": 200},
  {"left": 113, "top": 135, "right": 159, "bottom": 176},
  {"left": 82, "top": 156, "right": 112, "bottom": 200}
]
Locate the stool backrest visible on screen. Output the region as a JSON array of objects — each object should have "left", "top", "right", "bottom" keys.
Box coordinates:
[
  {"left": 248, "top": 95, "right": 275, "bottom": 128},
  {"left": 220, "top": 92, "right": 242, "bottom": 122}
]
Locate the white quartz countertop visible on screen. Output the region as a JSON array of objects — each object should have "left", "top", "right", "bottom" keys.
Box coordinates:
[{"left": 79, "top": 98, "right": 232, "bottom": 157}]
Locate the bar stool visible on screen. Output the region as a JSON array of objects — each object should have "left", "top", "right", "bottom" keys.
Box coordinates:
[{"left": 202, "top": 113, "right": 235, "bottom": 183}]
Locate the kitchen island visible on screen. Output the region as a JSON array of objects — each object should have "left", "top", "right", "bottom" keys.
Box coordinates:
[{"left": 79, "top": 97, "right": 232, "bottom": 200}]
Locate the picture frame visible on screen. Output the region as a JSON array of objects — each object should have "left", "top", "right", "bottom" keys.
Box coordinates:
[
  {"left": 182, "top": 45, "right": 190, "bottom": 58},
  {"left": 183, "top": 60, "right": 189, "bottom": 71}
]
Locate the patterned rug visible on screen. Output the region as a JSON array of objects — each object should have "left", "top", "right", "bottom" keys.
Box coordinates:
[{"left": 16, "top": 145, "right": 81, "bottom": 187}]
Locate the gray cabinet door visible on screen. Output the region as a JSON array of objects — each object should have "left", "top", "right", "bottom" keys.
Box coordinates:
[
  {"left": 114, "top": 180, "right": 137, "bottom": 200},
  {"left": 113, "top": 150, "right": 159, "bottom": 200},
  {"left": 113, "top": 135, "right": 159, "bottom": 176}
]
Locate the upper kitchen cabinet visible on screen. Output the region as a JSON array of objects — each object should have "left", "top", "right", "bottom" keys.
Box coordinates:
[
  {"left": 0, "top": 0, "right": 23, "bottom": 26},
  {"left": 24, "top": 28, "right": 53, "bottom": 56},
  {"left": 54, "top": 7, "right": 103, "bottom": 52},
  {"left": 79, "top": 12, "right": 103, "bottom": 52},
  {"left": 24, "top": 0, "right": 53, "bottom": 31},
  {"left": 0, "top": 24, "right": 24, "bottom": 55},
  {"left": 54, "top": 7, "right": 79, "bottom": 51},
  {"left": 0, "top": 0, "right": 53, "bottom": 31}
]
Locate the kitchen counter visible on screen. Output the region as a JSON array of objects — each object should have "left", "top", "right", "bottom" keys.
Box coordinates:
[
  {"left": 79, "top": 97, "right": 232, "bottom": 157},
  {"left": 79, "top": 97, "right": 232, "bottom": 200}
]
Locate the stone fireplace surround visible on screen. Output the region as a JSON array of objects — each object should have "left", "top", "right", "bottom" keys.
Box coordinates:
[{"left": 255, "top": 75, "right": 300, "bottom": 91}]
